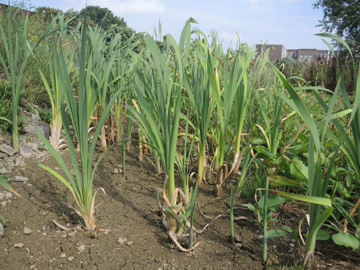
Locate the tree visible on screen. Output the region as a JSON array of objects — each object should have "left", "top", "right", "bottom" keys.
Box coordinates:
[{"left": 313, "top": 0, "right": 360, "bottom": 54}]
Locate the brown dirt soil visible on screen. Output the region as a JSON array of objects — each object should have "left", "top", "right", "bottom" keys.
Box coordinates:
[{"left": 1, "top": 144, "right": 360, "bottom": 270}]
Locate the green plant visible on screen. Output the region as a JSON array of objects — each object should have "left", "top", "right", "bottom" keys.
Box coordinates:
[
  {"left": 273, "top": 64, "right": 346, "bottom": 268},
  {"left": 128, "top": 18, "right": 201, "bottom": 251},
  {"left": 0, "top": 177, "right": 19, "bottom": 197},
  {"left": 37, "top": 13, "right": 74, "bottom": 152},
  {"left": 0, "top": 4, "right": 56, "bottom": 150},
  {"left": 0, "top": 216, "right": 8, "bottom": 227},
  {"left": 36, "top": 11, "right": 122, "bottom": 236}
]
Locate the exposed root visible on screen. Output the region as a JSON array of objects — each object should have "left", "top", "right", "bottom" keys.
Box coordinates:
[
  {"left": 168, "top": 230, "right": 201, "bottom": 252},
  {"left": 52, "top": 219, "right": 71, "bottom": 232}
]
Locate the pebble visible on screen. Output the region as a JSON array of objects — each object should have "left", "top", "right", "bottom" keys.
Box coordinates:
[
  {"left": 14, "top": 176, "right": 29, "bottom": 182},
  {"left": 0, "top": 193, "right": 5, "bottom": 200},
  {"left": 289, "top": 243, "right": 295, "bottom": 248},
  {"left": 5, "top": 192, "right": 12, "bottom": 199},
  {"left": 14, "top": 243, "right": 24, "bottom": 248},
  {"left": 76, "top": 244, "right": 86, "bottom": 253},
  {"left": 0, "top": 222, "right": 3, "bottom": 238},
  {"left": 118, "top": 237, "right": 127, "bottom": 245},
  {"left": 68, "top": 256, "right": 74, "bottom": 262},
  {"left": 23, "top": 227, "right": 33, "bottom": 235},
  {"left": 0, "top": 144, "right": 17, "bottom": 156},
  {"left": 269, "top": 254, "right": 280, "bottom": 265},
  {"left": 60, "top": 253, "right": 66, "bottom": 258},
  {"left": 114, "top": 168, "right": 119, "bottom": 174}
]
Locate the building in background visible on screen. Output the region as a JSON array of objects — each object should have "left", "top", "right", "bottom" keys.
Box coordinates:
[{"left": 256, "top": 43, "right": 337, "bottom": 63}]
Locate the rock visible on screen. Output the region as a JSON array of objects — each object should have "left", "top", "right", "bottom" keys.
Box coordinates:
[
  {"left": 0, "top": 168, "right": 6, "bottom": 174},
  {"left": 5, "top": 192, "right": 12, "bottom": 199},
  {"left": 0, "top": 222, "right": 3, "bottom": 238},
  {"left": 117, "top": 237, "right": 127, "bottom": 245},
  {"left": 15, "top": 156, "right": 25, "bottom": 167},
  {"left": 0, "top": 192, "right": 5, "bottom": 200},
  {"left": 114, "top": 168, "right": 119, "bottom": 174},
  {"left": 60, "top": 253, "right": 66, "bottom": 258},
  {"left": 38, "top": 124, "right": 49, "bottom": 139},
  {"left": 14, "top": 243, "right": 24, "bottom": 248},
  {"left": 24, "top": 125, "right": 36, "bottom": 136},
  {"left": 0, "top": 144, "right": 17, "bottom": 156},
  {"left": 23, "top": 227, "right": 33, "bottom": 235},
  {"left": 269, "top": 255, "right": 280, "bottom": 265},
  {"left": 14, "top": 176, "right": 29, "bottom": 182},
  {"left": 20, "top": 144, "right": 32, "bottom": 158},
  {"left": 1, "top": 201, "right": 7, "bottom": 206},
  {"left": 68, "top": 256, "right": 74, "bottom": 262},
  {"left": 234, "top": 234, "right": 243, "bottom": 243},
  {"left": 76, "top": 244, "right": 86, "bottom": 253},
  {"left": 289, "top": 243, "right": 295, "bottom": 248},
  {"left": 0, "top": 152, "right": 7, "bottom": 158},
  {"left": 26, "top": 142, "right": 38, "bottom": 151}
]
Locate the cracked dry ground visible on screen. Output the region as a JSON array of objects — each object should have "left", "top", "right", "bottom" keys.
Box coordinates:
[{"left": 1, "top": 145, "right": 360, "bottom": 269}]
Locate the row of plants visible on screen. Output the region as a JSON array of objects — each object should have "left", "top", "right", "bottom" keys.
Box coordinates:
[{"left": 1, "top": 5, "right": 360, "bottom": 269}]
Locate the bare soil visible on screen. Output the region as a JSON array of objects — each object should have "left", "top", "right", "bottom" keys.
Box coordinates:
[{"left": 1, "top": 144, "right": 360, "bottom": 270}]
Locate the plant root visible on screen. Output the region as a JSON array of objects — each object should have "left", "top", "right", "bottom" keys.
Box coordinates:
[
  {"left": 52, "top": 219, "right": 71, "bottom": 232},
  {"left": 168, "top": 230, "right": 201, "bottom": 252}
]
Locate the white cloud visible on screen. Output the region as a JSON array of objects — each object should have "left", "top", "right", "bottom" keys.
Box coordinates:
[{"left": 103, "top": 0, "right": 165, "bottom": 15}]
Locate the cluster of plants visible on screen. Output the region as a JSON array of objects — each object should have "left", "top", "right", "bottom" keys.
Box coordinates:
[{"left": 1, "top": 3, "right": 360, "bottom": 269}]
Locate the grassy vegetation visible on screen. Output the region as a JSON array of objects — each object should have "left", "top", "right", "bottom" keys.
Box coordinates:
[{"left": 1, "top": 3, "right": 360, "bottom": 268}]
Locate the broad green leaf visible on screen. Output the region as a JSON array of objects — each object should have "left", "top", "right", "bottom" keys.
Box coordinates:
[
  {"left": 267, "top": 229, "right": 286, "bottom": 239},
  {"left": 269, "top": 189, "right": 332, "bottom": 207},
  {"left": 290, "top": 157, "right": 308, "bottom": 182},
  {"left": 316, "top": 229, "right": 331, "bottom": 240},
  {"left": 332, "top": 232, "right": 360, "bottom": 250}
]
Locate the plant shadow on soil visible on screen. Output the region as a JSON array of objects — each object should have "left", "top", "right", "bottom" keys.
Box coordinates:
[{"left": 1, "top": 144, "right": 360, "bottom": 269}]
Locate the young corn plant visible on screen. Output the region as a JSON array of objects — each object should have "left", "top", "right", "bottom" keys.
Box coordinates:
[
  {"left": 314, "top": 34, "right": 360, "bottom": 235},
  {"left": 273, "top": 66, "right": 346, "bottom": 268},
  {"left": 0, "top": 6, "right": 57, "bottom": 150},
  {"left": 38, "top": 14, "right": 75, "bottom": 152},
  {"left": 230, "top": 44, "right": 256, "bottom": 178},
  {"left": 128, "top": 19, "right": 201, "bottom": 251},
  {"left": 36, "top": 13, "right": 122, "bottom": 236},
  {"left": 208, "top": 49, "right": 245, "bottom": 192},
  {"left": 183, "top": 53, "right": 214, "bottom": 186}
]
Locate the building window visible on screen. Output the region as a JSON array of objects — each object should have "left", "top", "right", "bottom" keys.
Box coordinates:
[
  {"left": 300, "top": 55, "right": 303, "bottom": 61},
  {"left": 309, "top": 55, "right": 313, "bottom": 61}
]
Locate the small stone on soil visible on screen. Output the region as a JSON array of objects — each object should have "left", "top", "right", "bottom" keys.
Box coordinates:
[
  {"left": 60, "top": 253, "right": 66, "bottom": 258},
  {"left": 68, "top": 256, "right": 74, "bottom": 262},
  {"left": 14, "top": 175, "right": 29, "bottom": 182},
  {"left": 234, "top": 234, "right": 242, "bottom": 243},
  {"left": 20, "top": 144, "right": 33, "bottom": 158},
  {"left": 0, "top": 144, "right": 17, "bottom": 156},
  {"left": 0, "top": 222, "right": 4, "bottom": 238},
  {"left": 76, "top": 244, "right": 86, "bottom": 253},
  {"left": 23, "top": 227, "right": 33, "bottom": 235},
  {"left": 14, "top": 243, "right": 24, "bottom": 248},
  {"left": 117, "top": 237, "right": 127, "bottom": 245}
]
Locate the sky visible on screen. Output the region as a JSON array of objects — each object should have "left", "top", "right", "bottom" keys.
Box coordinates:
[{"left": 18, "top": 0, "right": 330, "bottom": 50}]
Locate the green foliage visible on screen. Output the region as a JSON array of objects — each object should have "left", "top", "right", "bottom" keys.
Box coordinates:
[
  {"left": 0, "top": 80, "right": 13, "bottom": 133},
  {"left": 313, "top": 0, "right": 360, "bottom": 56}
]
